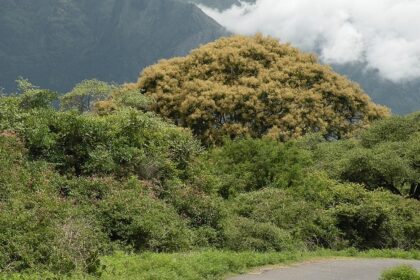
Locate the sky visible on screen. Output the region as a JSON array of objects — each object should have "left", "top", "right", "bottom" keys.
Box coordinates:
[{"left": 200, "top": 0, "right": 420, "bottom": 82}]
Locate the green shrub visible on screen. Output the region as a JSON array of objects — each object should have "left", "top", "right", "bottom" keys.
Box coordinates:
[
  {"left": 223, "top": 175, "right": 420, "bottom": 251},
  {"left": 165, "top": 184, "right": 226, "bottom": 247},
  {"left": 60, "top": 79, "right": 115, "bottom": 113},
  {"left": 0, "top": 135, "right": 106, "bottom": 274},
  {"left": 222, "top": 217, "right": 296, "bottom": 252},
  {"left": 317, "top": 181, "right": 420, "bottom": 250},
  {"left": 311, "top": 113, "right": 420, "bottom": 198},
  {"left": 202, "top": 139, "right": 311, "bottom": 198},
  {"left": 226, "top": 188, "right": 341, "bottom": 250},
  {"left": 19, "top": 108, "right": 201, "bottom": 184},
  {"left": 361, "top": 113, "right": 420, "bottom": 148},
  {"left": 48, "top": 216, "right": 107, "bottom": 274},
  {"left": 380, "top": 265, "right": 420, "bottom": 280},
  {"left": 99, "top": 184, "right": 192, "bottom": 252},
  {"left": 55, "top": 176, "right": 116, "bottom": 205}
]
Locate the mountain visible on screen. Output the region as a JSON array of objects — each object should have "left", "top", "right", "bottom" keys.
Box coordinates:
[
  {"left": 0, "top": 0, "right": 227, "bottom": 93},
  {"left": 332, "top": 63, "right": 420, "bottom": 115},
  {"left": 177, "top": 0, "right": 255, "bottom": 10}
]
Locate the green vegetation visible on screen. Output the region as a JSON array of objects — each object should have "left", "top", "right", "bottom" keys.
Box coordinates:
[
  {"left": 2, "top": 249, "right": 420, "bottom": 280},
  {"left": 312, "top": 113, "right": 420, "bottom": 199},
  {"left": 61, "top": 80, "right": 117, "bottom": 113},
  {"left": 380, "top": 265, "right": 420, "bottom": 280},
  {"left": 0, "top": 36, "right": 419, "bottom": 278}
]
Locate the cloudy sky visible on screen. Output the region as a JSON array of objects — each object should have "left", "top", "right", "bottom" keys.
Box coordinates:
[{"left": 200, "top": 0, "right": 420, "bottom": 82}]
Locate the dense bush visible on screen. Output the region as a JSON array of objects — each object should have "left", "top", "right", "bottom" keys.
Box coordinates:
[
  {"left": 325, "top": 187, "right": 420, "bottom": 249},
  {"left": 0, "top": 79, "right": 419, "bottom": 277},
  {"left": 222, "top": 173, "right": 420, "bottom": 252},
  {"left": 165, "top": 184, "right": 226, "bottom": 247},
  {"left": 0, "top": 79, "right": 56, "bottom": 131},
  {"left": 380, "top": 265, "right": 420, "bottom": 280},
  {"left": 1, "top": 80, "right": 201, "bottom": 183},
  {"left": 200, "top": 139, "right": 311, "bottom": 198},
  {"left": 99, "top": 183, "right": 192, "bottom": 252},
  {"left": 132, "top": 35, "right": 388, "bottom": 145},
  {"left": 0, "top": 84, "right": 202, "bottom": 273},
  {"left": 310, "top": 113, "right": 420, "bottom": 198},
  {"left": 3, "top": 107, "right": 200, "bottom": 186},
  {"left": 227, "top": 187, "right": 340, "bottom": 250},
  {"left": 222, "top": 216, "right": 296, "bottom": 252},
  {"left": 0, "top": 135, "right": 106, "bottom": 274},
  {"left": 94, "top": 87, "right": 153, "bottom": 114}
]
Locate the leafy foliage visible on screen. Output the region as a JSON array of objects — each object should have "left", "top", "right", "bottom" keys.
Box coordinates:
[
  {"left": 0, "top": 69, "right": 418, "bottom": 278},
  {"left": 310, "top": 113, "right": 420, "bottom": 198},
  {"left": 99, "top": 184, "right": 192, "bottom": 252},
  {"left": 200, "top": 139, "right": 311, "bottom": 198},
  {"left": 23, "top": 108, "right": 200, "bottom": 180},
  {"left": 380, "top": 265, "right": 420, "bottom": 280},
  {"left": 224, "top": 175, "right": 420, "bottom": 251},
  {"left": 134, "top": 35, "right": 388, "bottom": 145},
  {"left": 0, "top": 135, "right": 106, "bottom": 274},
  {"left": 0, "top": 81, "right": 201, "bottom": 274}
]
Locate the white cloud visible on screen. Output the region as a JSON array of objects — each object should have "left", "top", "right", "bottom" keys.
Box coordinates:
[{"left": 200, "top": 0, "right": 420, "bottom": 82}]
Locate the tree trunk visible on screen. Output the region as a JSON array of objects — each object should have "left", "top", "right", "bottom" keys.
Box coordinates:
[{"left": 409, "top": 182, "right": 420, "bottom": 200}]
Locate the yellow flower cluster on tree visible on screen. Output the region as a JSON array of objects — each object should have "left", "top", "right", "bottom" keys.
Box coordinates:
[{"left": 132, "top": 35, "right": 389, "bottom": 145}]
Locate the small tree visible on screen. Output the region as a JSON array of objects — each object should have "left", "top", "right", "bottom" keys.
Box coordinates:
[
  {"left": 312, "top": 113, "right": 420, "bottom": 199},
  {"left": 61, "top": 79, "right": 116, "bottom": 113},
  {"left": 15, "top": 77, "right": 57, "bottom": 110}
]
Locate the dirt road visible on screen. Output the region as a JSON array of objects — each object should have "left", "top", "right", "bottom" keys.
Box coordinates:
[{"left": 228, "top": 258, "right": 420, "bottom": 280}]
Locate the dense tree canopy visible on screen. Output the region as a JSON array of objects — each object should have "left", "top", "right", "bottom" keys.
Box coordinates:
[
  {"left": 133, "top": 35, "right": 389, "bottom": 145},
  {"left": 310, "top": 112, "right": 420, "bottom": 199}
]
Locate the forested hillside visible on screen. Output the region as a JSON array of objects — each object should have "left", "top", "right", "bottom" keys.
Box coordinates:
[{"left": 0, "top": 0, "right": 226, "bottom": 92}]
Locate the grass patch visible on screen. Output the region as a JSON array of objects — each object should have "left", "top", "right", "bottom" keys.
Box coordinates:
[
  {"left": 380, "top": 265, "right": 420, "bottom": 280},
  {"left": 2, "top": 249, "right": 419, "bottom": 280},
  {"left": 99, "top": 249, "right": 420, "bottom": 280}
]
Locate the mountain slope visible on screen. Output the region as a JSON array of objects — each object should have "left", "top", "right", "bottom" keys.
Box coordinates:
[
  {"left": 0, "top": 0, "right": 228, "bottom": 92},
  {"left": 333, "top": 63, "right": 420, "bottom": 115},
  {"left": 177, "top": 0, "right": 255, "bottom": 10}
]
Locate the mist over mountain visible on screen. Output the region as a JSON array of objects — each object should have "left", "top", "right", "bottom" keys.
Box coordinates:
[
  {"left": 333, "top": 63, "right": 420, "bottom": 115},
  {"left": 200, "top": 0, "right": 420, "bottom": 114},
  {"left": 0, "top": 0, "right": 227, "bottom": 92}
]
